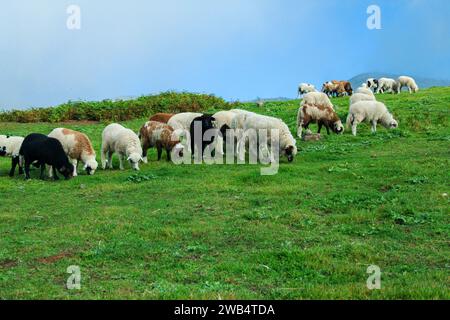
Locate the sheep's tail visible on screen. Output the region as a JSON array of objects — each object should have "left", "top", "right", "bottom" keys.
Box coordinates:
[{"left": 346, "top": 113, "right": 353, "bottom": 129}]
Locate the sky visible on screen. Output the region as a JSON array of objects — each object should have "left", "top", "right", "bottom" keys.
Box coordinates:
[{"left": 0, "top": 0, "right": 449, "bottom": 109}]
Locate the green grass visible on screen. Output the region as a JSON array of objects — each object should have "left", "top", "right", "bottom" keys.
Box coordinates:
[{"left": 0, "top": 87, "right": 449, "bottom": 299}]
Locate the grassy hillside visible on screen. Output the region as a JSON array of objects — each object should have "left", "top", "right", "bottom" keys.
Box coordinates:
[{"left": 0, "top": 87, "right": 448, "bottom": 299}]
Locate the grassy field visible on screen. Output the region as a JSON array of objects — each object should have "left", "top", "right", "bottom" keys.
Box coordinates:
[{"left": 0, "top": 87, "right": 449, "bottom": 299}]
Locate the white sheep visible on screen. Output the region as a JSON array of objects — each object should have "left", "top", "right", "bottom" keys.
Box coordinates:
[
  {"left": 48, "top": 128, "right": 98, "bottom": 177},
  {"left": 240, "top": 114, "right": 297, "bottom": 162},
  {"left": 350, "top": 89, "right": 376, "bottom": 105},
  {"left": 0, "top": 135, "right": 24, "bottom": 177},
  {"left": 355, "top": 87, "right": 375, "bottom": 96},
  {"left": 301, "top": 92, "right": 334, "bottom": 110},
  {"left": 101, "top": 123, "right": 143, "bottom": 170},
  {"left": 398, "top": 76, "right": 419, "bottom": 93},
  {"left": 298, "top": 83, "right": 317, "bottom": 97},
  {"left": 346, "top": 101, "right": 398, "bottom": 136},
  {"left": 213, "top": 110, "right": 239, "bottom": 155},
  {"left": 366, "top": 78, "right": 379, "bottom": 92},
  {"left": 376, "top": 77, "right": 399, "bottom": 94},
  {"left": 167, "top": 112, "right": 203, "bottom": 131}
]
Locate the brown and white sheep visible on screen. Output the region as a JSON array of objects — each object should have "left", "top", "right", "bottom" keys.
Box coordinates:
[
  {"left": 48, "top": 128, "right": 98, "bottom": 176},
  {"left": 149, "top": 113, "right": 175, "bottom": 124},
  {"left": 139, "top": 121, "right": 184, "bottom": 162},
  {"left": 297, "top": 98, "right": 344, "bottom": 137}
]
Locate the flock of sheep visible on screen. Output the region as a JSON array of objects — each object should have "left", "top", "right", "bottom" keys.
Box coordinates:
[{"left": 0, "top": 75, "right": 417, "bottom": 180}]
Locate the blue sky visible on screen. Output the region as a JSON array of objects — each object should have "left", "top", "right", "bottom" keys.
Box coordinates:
[{"left": 0, "top": 0, "right": 449, "bottom": 109}]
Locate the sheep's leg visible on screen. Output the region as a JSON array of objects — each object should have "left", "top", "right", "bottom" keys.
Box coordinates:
[
  {"left": 317, "top": 122, "right": 323, "bottom": 134},
  {"left": 118, "top": 154, "right": 124, "bottom": 170},
  {"left": 371, "top": 121, "right": 377, "bottom": 133},
  {"left": 39, "top": 163, "right": 46, "bottom": 180},
  {"left": 48, "top": 165, "right": 53, "bottom": 178},
  {"left": 71, "top": 159, "right": 78, "bottom": 177},
  {"left": 325, "top": 125, "right": 330, "bottom": 135},
  {"left": 351, "top": 121, "right": 359, "bottom": 136},
  {"left": 101, "top": 144, "right": 108, "bottom": 169},
  {"left": 24, "top": 160, "right": 31, "bottom": 180},
  {"left": 9, "top": 156, "right": 18, "bottom": 177},
  {"left": 157, "top": 146, "right": 163, "bottom": 161},
  {"left": 108, "top": 151, "right": 113, "bottom": 169},
  {"left": 53, "top": 166, "right": 60, "bottom": 180},
  {"left": 166, "top": 148, "right": 171, "bottom": 161}
]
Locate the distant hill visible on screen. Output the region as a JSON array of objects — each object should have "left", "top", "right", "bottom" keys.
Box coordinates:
[{"left": 349, "top": 73, "right": 450, "bottom": 89}]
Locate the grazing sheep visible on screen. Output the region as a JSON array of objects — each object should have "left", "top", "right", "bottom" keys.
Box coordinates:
[
  {"left": 19, "top": 133, "right": 74, "bottom": 180},
  {"left": 149, "top": 113, "right": 175, "bottom": 124},
  {"left": 322, "top": 81, "right": 340, "bottom": 97},
  {"left": 366, "top": 78, "right": 379, "bottom": 92},
  {"left": 139, "top": 121, "right": 184, "bottom": 162},
  {"left": 48, "top": 128, "right": 98, "bottom": 177},
  {"left": 350, "top": 91, "right": 376, "bottom": 105},
  {"left": 101, "top": 123, "right": 143, "bottom": 170},
  {"left": 397, "top": 76, "right": 419, "bottom": 93},
  {"left": 0, "top": 135, "right": 24, "bottom": 177},
  {"left": 190, "top": 114, "right": 217, "bottom": 158},
  {"left": 213, "top": 111, "right": 238, "bottom": 154},
  {"left": 297, "top": 98, "right": 344, "bottom": 137},
  {"left": 346, "top": 101, "right": 398, "bottom": 136},
  {"left": 355, "top": 87, "right": 375, "bottom": 97},
  {"left": 376, "top": 78, "right": 399, "bottom": 94},
  {"left": 167, "top": 112, "right": 203, "bottom": 131},
  {"left": 241, "top": 114, "right": 297, "bottom": 162},
  {"left": 332, "top": 80, "right": 353, "bottom": 96},
  {"left": 301, "top": 92, "right": 335, "bottom": 110},
  {"left": 298, "top": 83, "right": 317, "bottom": 97}
]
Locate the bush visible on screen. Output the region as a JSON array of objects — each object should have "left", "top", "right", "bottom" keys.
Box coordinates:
[{"left": 0, "top": 92, "right": 238, "bottom": 123}]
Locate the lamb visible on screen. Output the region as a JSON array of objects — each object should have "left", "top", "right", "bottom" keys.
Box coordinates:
[
  {"left": 149, "top": 113, "right": 175, "bottom": 124},
  {"left": 297, "top": 98, "right": 344, "bottom": 137},
  {"left": 376, "top": 77, "right": 399, "bottom": 94},
  {"left": 167, "top": 112, "right": 203, "bottom": 131},
  {"left": 397, "top": 76, "right": 419, "bottom": 93},
  {"left": 240, "top": 114, "right": 297, "bottom": 162},
  {"left": 301, "top": 92, "right": 335, "bottom": 110},
  {"left": 139, "top": 121, "right": 184, "bottom": 162},
  {"left": 101, "top": 123, "right": 143, "bottom": 170},
  {"left": 298, "top": 83, "right": 317, "bottom": 97},
  {"left": 19, "top": 133, "right": 74, "bottom": 180},
  {"left": 48, "top": 128, "right": 98, "bottom": 177},
  {"left": 0, "top": 135, "right": 24, "bottom": 177},
  {"left": 346, "top": 101, "right": 398, "bottom": 136}
]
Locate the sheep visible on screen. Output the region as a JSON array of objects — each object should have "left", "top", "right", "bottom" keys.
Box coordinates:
[
  {"left": 149, "top": 113, "right": 175, "bottom": 124},
  {"left": 213, "top": 110, "right": 238, "bottom": 154},
  {"left": 240, "top": 114, "right": 297, "bottom": 162},
  {"left": 397, "top": 76, "right": 419, "bottom": 93},
  {"left": 346, "top": 101, "right": 398, "bottom": 136},
  {"left": 0, "top": 135, "right": 24, "bottom": 177},
  {"left": 332, "top": 80, "right": 353, "bottom": 96},
  {"left": 366, "top": 78, "right": 379, "bottom": 92},
  {"left": 190, "top": 114, "right": 218, "bottom": 158},
  {"left": 350, "top": 93, "right": 376, "bottom": 105},
  {"left": 48, "top": 128, "right": 98, "bottom": 177},
  {"left": 297, "top": 98, "right": 344, "bottom": 137},
  {"left": 101, "top": 123, "right": 143, "bottom": 170},
  {"left": 322, "top": 81, "right": 339, "bottom": 97},
  {"left": 19, "top": 133, "right": 74, "bottom": 180},
  {"left": 301, "top": 92, "right": 335, "bottom": 110},
  {"left": 298, "top": 83, "right": 317, "bottom": 97},
  {"left": 167, "top": 112, "right": 203, "bottom": 131},
  {"left": 376, "top": 77, "right": 399, "bottom": 94},
  {"left": 355, "top": 86, "right": 375, "bottom": 97},
  {"left": 139, "top": 121, "right": 184, "bottom": 162}
]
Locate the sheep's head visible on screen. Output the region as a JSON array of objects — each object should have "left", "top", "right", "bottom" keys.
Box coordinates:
[
  {"left": 84, "top": 158, "right": 98, "bottom": 175},
  {"left": 173, "top": 142, "right": 185, "bottom": 158},
  {"left": 0, "top": 146, "right": 6, "bottom": 156},
  {"left": 333, "top": 120, "right": 345, "bottom": 134},
  {"left": 127, "top": 153, "right": 143, "bottom": 171},
  {"left": 389, "top": 119, "right": 398, "bottom": 129},
  {"left": 58, "top": 164, "right": 74, "bottom": 180},
  {"left": 283, "top": 145, "right": 297, "bottom": 163}
]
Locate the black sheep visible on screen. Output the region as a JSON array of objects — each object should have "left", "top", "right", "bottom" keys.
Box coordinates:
[
  {"left": 189, "top": 114, "right": 217, "bottom": 159},
  {"left": 19, "top": 133, "right": 74, "bottom": 180}
]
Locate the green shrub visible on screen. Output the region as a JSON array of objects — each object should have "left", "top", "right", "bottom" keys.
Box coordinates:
[{"left": 0, "top": 92, "right": 238, "bottom": 123}]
